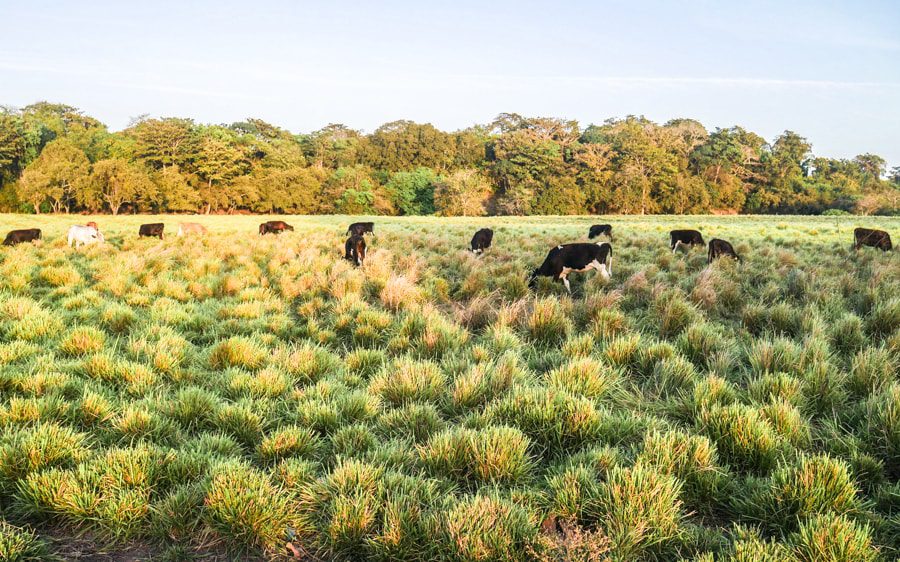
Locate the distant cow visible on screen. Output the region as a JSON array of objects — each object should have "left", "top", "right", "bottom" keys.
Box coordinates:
[
  {"left": 854, "top": 227, "right": 892, "bottom": 252},
  {"left": 177, "top": 222, "right": 207, "bottom": 237},
  {"left": 67, "top": 225, "right": 104, "bottom": 248},
  {"left": 347, "top": 222, "right": 375, "bottom": 237},
  {"left": 529, "top": 242, "right": 612, "bottom": 293},
  {"left": 470, "top": 228, "right": 493, "bottom": 254},
  {"left": 588, "top": 224, "right": 612, "bottom": 240},
  {"left": 670, "top": 229, "right": 705, "bottom": 253},
  {"left": 3, "top": 229, "right": 41, "bottom": 246},
  {"left": 344, "top": 234, "right": 367, "bottom": 266},
  {"left": 259, "top": 221, "right": 294, "bottom": 235},
  {"left": 86, "top": 221, "right": 99, "bottom": 230},
  {"left": 139, "top": 223, "right": 164, "bottom": 239},
  {"left": 708, "top": 238, "right": 741, "bottom": 264}
]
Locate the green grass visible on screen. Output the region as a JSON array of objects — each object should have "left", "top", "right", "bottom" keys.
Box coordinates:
[{"left": 0, "top": 213, "right": 897, "bottom": 559}]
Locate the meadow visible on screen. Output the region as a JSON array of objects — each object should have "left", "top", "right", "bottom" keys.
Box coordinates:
[{"left": 0, "top": 213, "right": 898, "bottom": 561}]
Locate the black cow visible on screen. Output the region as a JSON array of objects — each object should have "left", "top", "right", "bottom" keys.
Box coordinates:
[
  {"left": 854, "top": 227, "right": 892, "bottom": 252},
  {"left": 3, "top": 228, "right": 41, "bottom": 246},
  {"left": 139, "top": 223, "right": 164, "bottom": 239},
  {"left": 259, "top": 221, "right": 295, "bottom": 235},
  {"left": 470, "top": 228, "right": 493, "bottom": 254},
  {"left": 344, "top": 234, "right": 367, "bottom": 266},
  {"left": 347, "top": 222, "right": 375, "bottom": 237},
  {"left": 670, "top": 229, "right": 705, "bottom": 253},
  {"left": 708, "top": 238, "right": 741, "bottom": 264},
  {"left": 529, "top": 243, "right": 612, "bottom": 293},
  {"left": 588, "top": 224, "right": 612, "bottom": 240}
]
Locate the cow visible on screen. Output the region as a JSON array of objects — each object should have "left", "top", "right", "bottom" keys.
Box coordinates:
[
  {"left": 529, "top": 242, "right": 612, "bottom": 293},
  {"left": 177, "top": 222, "right": 207, "bottom": 237},
  {"left": 347, "top": 222, "right": 375, "bottom": 237},
  {"left": 588, "top": 224, "right": 612, "bottom": 240},
  {"left": 470, "top": 228, "right": 493, "bottom": 254},
  {"left": 139, "top": 223, "right": 164, "bottom": 239},
  {"left": 3, "top": 229, "right": 41, "bottom": 246},
  {"left": 344, "top": 234, "right": 366, "bottom": 266},
  {"left": 670, "top": 229, "right": 705, "bottom": 253},
  {"left": 67, "top": 225, "right": 104, "bottom": 248},
  {"left": 853, "top": 227, "right": 892, "bottom": 252},
  {"left": 708, "top": 238, "right": 741, "bottom": 264},
  {"left": 86, "top": 221, "right": 99, "bottom": 230},
  {"left": 259, "top": 221, "right": 294, "bottom": 235}
]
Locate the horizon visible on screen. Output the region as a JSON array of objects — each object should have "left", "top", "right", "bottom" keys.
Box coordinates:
[{"left": 2, "top": 0, "right": 899, "bottom": 166}]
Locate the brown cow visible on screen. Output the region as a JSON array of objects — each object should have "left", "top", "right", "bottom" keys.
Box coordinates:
[
  {"left": 139, "top": 223, "right": 164, "bottom": 239},
  {"left": 344, "top": 234, "right": 367, "bottom": 266},
  {"left": 259, "top": 221, "right": 294, "bottom": 235},
  {"left": 854, "top": 227, "right": 892, "bottom": 252},
  {"left": 3, "top": 229, "right": 41, "bottom": 246}
]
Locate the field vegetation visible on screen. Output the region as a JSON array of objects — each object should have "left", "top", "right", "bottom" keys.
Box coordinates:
[{"left": 0, "top": 213, "right": 898, "bottom": 561}]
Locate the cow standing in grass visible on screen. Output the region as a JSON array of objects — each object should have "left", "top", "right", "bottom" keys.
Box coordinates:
[
  {"left": 529, "top": 242, "right": 612, "bottom": 293},
  {"left": 139, "top": 223, "right": 164, "bottom": 239},
  {"left": 470, "top": 228, "right": 493, "bottom": 254},
  {"left": 67, "top": 225, "right": 104, "bottom": 247},
  {"left": 178, "top": 223, "right": 207, "bottom": 237},
  {"left": 670, "top": 229, "right": 705, "bottom": 253},
  {"left": 347, "top": 222, "right": 375, "bottom": 237},
  {"left": 259, "top": 221, "right": 294, "bottom": 235},
  {"left": 854, "top": 228, "right": 892, "bottom": 252},
  {"left": 708, "top": 238, "right": 741, "bottom": 264},
  {"left": 588, "top": 224, "right": 612, "bottom": 240},
  {"left": 3, "top": 229, "right": 41, "bottom": 246},
  {"left": 345, "top": 234, "right": 367, "bottom": 266}
]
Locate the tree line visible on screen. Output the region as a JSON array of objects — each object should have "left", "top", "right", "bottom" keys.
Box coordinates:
[{"left": 1, "top": 102, "right": 897, "bottom": 216}]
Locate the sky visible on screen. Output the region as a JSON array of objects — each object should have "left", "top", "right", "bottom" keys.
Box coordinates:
[{"left": 2, "top": 0, "right": 899, "bottom": 165}]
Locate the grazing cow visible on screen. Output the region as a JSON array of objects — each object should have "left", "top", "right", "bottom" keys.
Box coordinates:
[
  {"left": 708, "top": 238, "right": 741, "bottom": 264},
  {"left": 529, "top": 242, "right": 612, "bottom": 293},
  {"left": 177, "top": 222, "right": 207, "bottom": 237},
  {"left": 67, "top": 225, "right": 104, "bottom": 248},
  {"left": 470, "top": 228, "right": 494, "bottom": 254},
  {"left": 259, "top": 220, "right": 294, "bottom": 235},
  {"left": 670, "top": 229, "right": 705, "bottom": 253},
  {"left": 347, "top": 222, "right": 375, "bottom": 237},
  {"left": 344, "top": 234, "right": 366, "bottom": 266},
  {"left": 588, "top": 224, "right": 612, "bottom": 240},
  {"left": 139, "top": 223, "right": 164, "bottom": 239},
  {"left": 86, "top": 221, "right": 99, "bottom": 230},
  {"left": 3, "top": 228, "right": 41, "bottom": 246},
  {"left": 854, "top": 227, "right": 892, "bottom": 252}
]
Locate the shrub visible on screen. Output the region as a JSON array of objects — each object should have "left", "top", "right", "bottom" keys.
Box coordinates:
[
  {"left": 698, "top": 405, "right": 780, "bottom": 474},
  {"left": 790, "top": 513, "right": 878, "bottom": 562},
  {"left": 203, "top": 462, "right": 297, "bottom": 551},
  {"left": 587, "top": 465, "right": 683, "bottom": 560},
  {"left": 439, "top": 493, "right": 537, "bottom": 562}
]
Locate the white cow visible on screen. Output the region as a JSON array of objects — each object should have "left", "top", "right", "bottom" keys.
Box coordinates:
[{"left": 67, "top": 225, "right": 104, "bottom": 248}]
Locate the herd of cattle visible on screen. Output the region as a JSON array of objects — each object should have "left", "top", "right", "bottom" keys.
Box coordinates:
[{"left": 1, "top": 220, "right": 894, "bottom": 294}]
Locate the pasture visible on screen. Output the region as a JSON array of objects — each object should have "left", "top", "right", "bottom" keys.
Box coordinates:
[{"left": 0, "top": 213, "right": 898, "bottom": 561}]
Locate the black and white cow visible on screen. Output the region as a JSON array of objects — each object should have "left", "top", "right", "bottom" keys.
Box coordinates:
[
  {"left": 529, "top": 242, "right": 612, "bottom": 293},
  {"left": 3, "top": 228, "right": 41, "bottom": 246},
  {"left": 854, "top": 227, "right": 892, "bottom": 252},
  {"left": 344, "top": 233, "right": 367, "bottom": 266},
  {"left": 470, "top": 228, "right": 493, "bottom": 254},
  {"left": 707, "top": 238, "right": 741, "bottom": 264},
  {"left": 588, "top": 224, "right": 612, "bottom": 240},
  {"left": 670, "top": 229, "right": 705, "bottom": 253}
]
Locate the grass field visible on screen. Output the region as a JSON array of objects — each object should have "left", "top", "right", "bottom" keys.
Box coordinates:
[{"left": 0, "top": 213, "right": 898, "bottom": 561}]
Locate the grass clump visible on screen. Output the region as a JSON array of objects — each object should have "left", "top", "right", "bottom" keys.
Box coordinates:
[
  {"left": 439, "top": 493, "right": 537, "bottom": 562},
  {"left": 546, "top": 357, "right": 620, "bottom": 401},
  {"left": 0, "top": 521, "right": 51, "bottom": 562},
  {"left": 369, "top": 357, "right": 446, "bottom": 406},
  {"left": 59, "top": 326, "right": 106, "bottom": 357},
  {"left": 698, "top": 405, "right": 780, "bottom": 474},
  {"left": 208, "top": 336, "right": 267, "bottom": 370},
  {"left": 418, "top": 426, "right": 532, "bottom": 486},
  {"left": 791, "top": 513, "right": 879, "bottom": 562}
]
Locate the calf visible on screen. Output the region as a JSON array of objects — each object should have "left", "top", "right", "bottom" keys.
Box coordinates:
[
  {"left": 708, "top": 238, "right": 741, "bottom": 264},
  {"left": 259, "top": 220, "right": 294, "bottom": 235},
  {"left": 3, "top": 228, "right": 41, "bottom": 246},
  {"left": 529, "top": 242, "right": 612, "bottom": 293},
  {"left": 347, "top": 222, "right": 375, "bottom": 237},
  {"left": 67, "top": 225, "right": 104, "bottom": 248},
  {"left": 139, "top": 223, "right": 164, "bottom": 239},
  {"left": 344, "top": 234, "right": 367, "bottom": 266},
  {"left": 470, "top": 228, "right": 494, "bottom": 254},
  {"left": 670, "top": 229, "right": 705, "bottom": 253},
  {"left": 177, "top": 222, "right": 207, "bottom": 237},
  {"left": 854, "top": 227, "right": 892, "bottom": 252},
  {"left": 588, "top": 224, "right": 612, "bottom": 240}
]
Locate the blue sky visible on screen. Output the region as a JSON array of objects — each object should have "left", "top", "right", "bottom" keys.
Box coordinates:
[{"left": 2, "top": 0, "right": 899, "bottom": 165}]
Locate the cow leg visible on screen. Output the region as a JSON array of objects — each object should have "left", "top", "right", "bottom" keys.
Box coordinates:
[
  {"left": 562, "top": 276, "right": 571, "bottom": 293},
  {"left": 673, "top": 240, "right": 680, "bottom": 254}
]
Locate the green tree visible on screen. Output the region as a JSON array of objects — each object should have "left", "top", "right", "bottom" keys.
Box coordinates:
[
  {"left": 385, "top": 167, "right": 440, "bottom": 215},
  {"left": 81, "top": 158, "right": 155, "bottom": 214},
  {"left": 15, "top": 139, "right": 90, "bottom": 213},
  {"left": 153, "top": 166, "right": 201, "bottom": 212},
  {"left": 434, "top": 169, "right": 492, "bottom": 216},
  {"left": 193, "top": 128, "right": 249, "bottom": 213}
]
